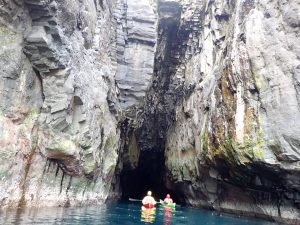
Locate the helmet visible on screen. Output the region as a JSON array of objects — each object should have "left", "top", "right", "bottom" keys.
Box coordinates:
[
  {"left": 166, "top": 194, "right": 170, "bottom": 198},
  {"left": 147, "top": 191, "right": 152, "bottom": 196}
]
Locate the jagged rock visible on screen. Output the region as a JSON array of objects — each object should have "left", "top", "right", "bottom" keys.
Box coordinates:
[
  {"left": 0, "top": 0, "right": 121, "bottom": 208},
  {"left": 136, "top": 0, "right": 300, "bottom": 224},
  {"left": 26, "top": 26, "right": 50, "bottom": 43},
  {"left": 1, "top": 0, "right": 300, "bottom": 224}
]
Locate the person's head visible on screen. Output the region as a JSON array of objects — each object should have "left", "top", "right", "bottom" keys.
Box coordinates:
[
  {"left": 166, "top": 194, "right": 170, "bottom": 198},
  {"left": 147, "top": 191, "right": 152, "bottom": 196}
]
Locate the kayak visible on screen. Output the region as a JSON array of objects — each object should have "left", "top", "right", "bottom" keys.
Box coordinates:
[
  {"left": 142, "top": 203, "right": 155, "bottom": 209},
  {"left": 158, "top": 199, "right": 176, "bottom": 209},
  {"left": 161, "top": 202, "right": 176, "bottom": 209}
]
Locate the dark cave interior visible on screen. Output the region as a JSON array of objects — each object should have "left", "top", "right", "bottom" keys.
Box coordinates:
[{"left": 120, "top": 151, "right": 182, "bottom": 204}]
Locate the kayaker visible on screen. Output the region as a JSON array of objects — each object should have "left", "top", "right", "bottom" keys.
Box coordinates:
[
  {"left": 142, "top": 191, "right": 157, "bottom": 208},
  {"left": 163, "top": 194, "right": 173, "bottom": 204}
]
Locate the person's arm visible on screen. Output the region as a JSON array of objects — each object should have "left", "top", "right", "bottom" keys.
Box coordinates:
[
  {"left": 151, "top": 197, "right": 157, "bottom": 205},
  {"left": 142, "top": 197, "right": 147, "bottom": 205}
]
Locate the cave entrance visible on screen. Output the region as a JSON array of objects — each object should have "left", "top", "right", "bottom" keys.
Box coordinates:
[
  {"left": 121, "top": 151, "right": 165, "bottom": 200},
  {"left": 120, "top": 151, "right": 183, "bottom": 203},
  {"left": 120, "top": 151, "right": 170, "bottom": 201},
  {"left": 119, "top": 0, "right": 184, "bottom": 205}
]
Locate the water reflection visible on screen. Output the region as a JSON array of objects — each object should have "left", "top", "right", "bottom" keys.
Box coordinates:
[
  {"left": 141, "top": 206, "right": 156, "bottom": 223},
  {"left": 3, "top": 207, "right": 58, "bottom": 224},
  {"left": 0, "top": 202, "right": 280, "bottom": 225},
  {"left": 163, "top": 207, "right": 173, "bottom": 225},
  {"left": 1, "top": 206, "right": 109, "bottom": 225}
]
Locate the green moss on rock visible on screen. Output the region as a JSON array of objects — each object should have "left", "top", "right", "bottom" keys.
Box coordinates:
[
  {"left": 166, "top": 148, "right": 198, "bottom": 182},
  {"left": 83, "top": 153, "right": 95, "bottom": 175},
  {"left": 206, "top": 133, "right": 264, "bottom": 167},
  {"left": 102, "top": 133, "right": 118, "bottom": 177}
]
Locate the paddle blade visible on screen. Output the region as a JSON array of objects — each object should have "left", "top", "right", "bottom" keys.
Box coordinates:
[{"left": 129, "top": 198, "right": 142, "bottom": 202}]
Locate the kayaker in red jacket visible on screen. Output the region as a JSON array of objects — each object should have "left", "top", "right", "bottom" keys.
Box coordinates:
[
  {"left": 163, "top": 194, "right": 173, "bottom": 204},
  {"left": 142, "top": 191, "right": 157, "bottom": 208}
]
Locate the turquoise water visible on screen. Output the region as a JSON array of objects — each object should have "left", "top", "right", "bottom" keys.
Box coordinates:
[{"left": 1, "top": 202, "right": 280, "bottom": 225}]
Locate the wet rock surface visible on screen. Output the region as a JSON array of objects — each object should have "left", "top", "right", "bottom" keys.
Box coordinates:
[
  {"left": 133, "top": 0, "right": 300, "bottom": 224},
  {"left": 1, "top": 0, "right": 300, "bottom": 224},
  {"left": 0, "top": 0, "right": 121, "bottom": 208}
]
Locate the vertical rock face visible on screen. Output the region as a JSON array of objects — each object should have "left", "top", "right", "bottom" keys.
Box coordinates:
[
  {"left": 0, "top": 0, "right": 121, "bottom": 208},
  {"left": 115, "top": 0, "right": 156, "bottom": 113},
  {"left": 1, "top": 0, "right": 300, "bottom": 223},
  {"left": 0, "top": 0, "right": 158, "bottom": 209},
  {"left": 114, "top": 0, "right": 159, "bottom": 199},
  {"left": 137, "top": 0, "right": 300, "bottom": 224}
]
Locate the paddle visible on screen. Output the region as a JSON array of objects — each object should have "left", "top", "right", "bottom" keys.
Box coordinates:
[
  {"left": 129, "top": 198, "right": 163, "bottom": 204},
  {"left": 129, "top": 198, "right": 142, "bottom": 202},
  {"left": 129, "top": 198, "right": 181, "bottom": 206}
]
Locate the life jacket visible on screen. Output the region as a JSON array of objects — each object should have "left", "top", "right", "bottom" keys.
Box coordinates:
[{"left": 143, "top": 203, "right": 155, "bottom": 209}]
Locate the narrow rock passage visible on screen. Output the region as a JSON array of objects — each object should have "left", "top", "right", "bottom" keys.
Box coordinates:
[
  {"left": 0, "top": 0, "right": 300, "bottom": 224},
  {"left": 119, "top": 0, "right": 185, "bottom": 203}
]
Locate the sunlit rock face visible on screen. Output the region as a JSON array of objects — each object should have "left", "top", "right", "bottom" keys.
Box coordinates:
[
  {"left": 142, "top": 0, "right": 300, "bottom": 224},
  {"left": 0, "top": 0, "right": 121, "bottom": 208}
]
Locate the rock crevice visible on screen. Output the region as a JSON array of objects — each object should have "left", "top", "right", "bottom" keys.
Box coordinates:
[{"left": 0, "top": 0, "right": 300, "bottom": 224}]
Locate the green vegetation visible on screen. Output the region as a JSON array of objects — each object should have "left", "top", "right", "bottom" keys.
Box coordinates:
[
  {"left": 166, "top": 148, "right": 198, "bottom": 182},
  {"left": 219, "top": 135, "right": 264, "bottom": 165},
  {"left": 102, "top": 133, "right": 118, "bottom": 176},
  {"left": 203, "top": 126, "right": 264, "bottom": 167}
]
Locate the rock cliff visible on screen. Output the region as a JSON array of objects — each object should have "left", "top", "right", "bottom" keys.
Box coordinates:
[
  {"left": 115, "top": 0, "right": 156, "bottom": 112},
  {"left": 1, "top": 0, "right": 300, "bottom": 224},
  {"left": 0, "top": 0, "right": 121, "bottom": 208},
  {"left": 134, "top": 0, "right": 300, "bottom": 224}
]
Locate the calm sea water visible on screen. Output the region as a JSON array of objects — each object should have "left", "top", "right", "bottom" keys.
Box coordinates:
[{"left": 0, "top": 202, "right": 280, "bottom": 225}]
